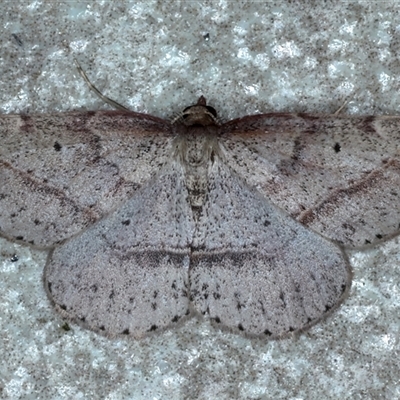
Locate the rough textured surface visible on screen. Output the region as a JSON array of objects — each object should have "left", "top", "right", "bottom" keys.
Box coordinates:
[{"left": 1, "top": 2, "right": 400, "bottom": 399}]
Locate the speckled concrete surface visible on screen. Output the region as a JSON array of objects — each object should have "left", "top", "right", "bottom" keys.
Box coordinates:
[{"left": 1, "top": 2, "right": 400, "bottom": 399}]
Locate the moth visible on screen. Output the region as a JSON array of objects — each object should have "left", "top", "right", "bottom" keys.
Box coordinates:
[{"left": 0, "top": 62, "right": 399, "bottom": 339}]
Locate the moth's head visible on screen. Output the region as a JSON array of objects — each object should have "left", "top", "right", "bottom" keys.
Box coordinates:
[{"left": 173, "top": 96, "right": 219, "bottom": 126}]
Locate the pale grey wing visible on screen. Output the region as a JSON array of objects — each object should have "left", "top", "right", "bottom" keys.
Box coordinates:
[
  {"left": 219, "top": 114, "right": 400, "bottom": 247},
  {"left": 190, "top": 157, "right": 351, "bottom": 337},
  {"left": 44, "top": 160, "right": 194, "bottom": 338},
  {"left": 0, "top": 111, "right": 174, "bottom": 248}
]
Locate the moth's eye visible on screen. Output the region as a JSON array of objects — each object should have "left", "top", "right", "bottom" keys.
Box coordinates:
[{"left": 206, "top": 106, "right": 217, "bottom": 118}]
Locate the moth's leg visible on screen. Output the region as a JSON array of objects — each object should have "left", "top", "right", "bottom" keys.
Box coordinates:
[{"left": 74, "top": 59, "right": 130, "bottom": 111}]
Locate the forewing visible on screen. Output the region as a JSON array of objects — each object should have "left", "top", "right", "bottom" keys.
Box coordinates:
[
  {"left": 219, "top": 114, "right": 400, "bottom": 247},
  {"left": 44, "top": 160, "right": 194, "bottom": 338},
  {"left": 190, "top": 157, "right": 351, "bottom": 337},
  {"left": 0, "top": 111, "right": 174, "bottom": 248}
]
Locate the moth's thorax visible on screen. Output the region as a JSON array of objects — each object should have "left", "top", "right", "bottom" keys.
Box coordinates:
[{"left": 176, "top": 129, "right": 219, "bottom": 214}]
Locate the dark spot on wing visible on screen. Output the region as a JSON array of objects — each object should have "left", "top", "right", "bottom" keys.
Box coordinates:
[
  {"left": 236, "top": 302, "right": 244, "bottom": 310},
  {"left": 325, "top": 304, "right": 332, "bottom": 312},
  {"left": 90, "top": 284, "right": 98, "bottom": 293},
  {"left": 53, "top": 141, "right": 62, "bottom": 152},
  {"left": 279, "top": 291, "right": 286, "bottom": 307},
  {"left": 148, "top": 324, "right": 158, "bottom": 332},
  {"left": 61, "top": 322, "right": 70, "bottom": 331}
]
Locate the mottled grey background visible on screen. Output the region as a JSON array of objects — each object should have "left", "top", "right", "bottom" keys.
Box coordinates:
[{"left": 1, "top": 2, "right": 399, "bottom": 399}]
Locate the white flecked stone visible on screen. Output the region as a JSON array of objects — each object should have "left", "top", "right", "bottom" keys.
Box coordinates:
[{"left": 1, "top": 2, "right": 399, "bottom": 399}]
